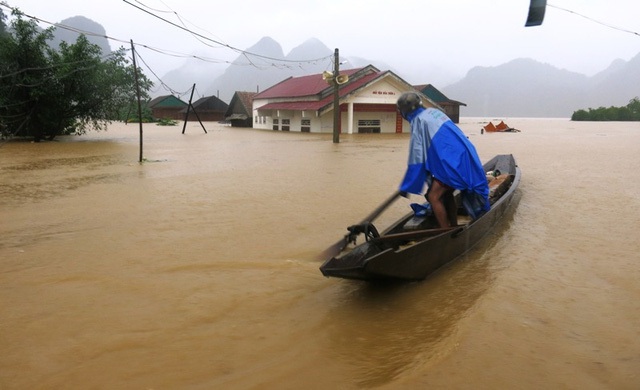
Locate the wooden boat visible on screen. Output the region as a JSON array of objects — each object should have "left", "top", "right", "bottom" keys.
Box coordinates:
[{"left": 319, "top": 154, "right": 521, "bottom": 281}]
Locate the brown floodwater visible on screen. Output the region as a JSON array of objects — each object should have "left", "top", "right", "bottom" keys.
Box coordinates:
[{"left": 1, "top": 119, "right": 639, "bottom": 389}]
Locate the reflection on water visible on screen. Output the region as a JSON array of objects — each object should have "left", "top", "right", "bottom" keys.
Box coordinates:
[
  {"left": 327, "top": 193, "right": 520, "bottom": 387},
  {"left": 2, "top": 154, "right": 119, "bottom": 171},
  {"left": 1, "top": 120, "right": 640, "bottom": 389},
  {"left": 0, "top": 142, "right": 134, "bottom": 206}
]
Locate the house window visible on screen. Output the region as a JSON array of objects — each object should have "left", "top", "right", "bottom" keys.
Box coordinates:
[
  {"left": 281, "top": 119, "right": 290, "bottom": 131},
  {"left": 358, "top": 119, "right": 381, "bottom": 133},
  {"left": 301, "top": 119, "right": 311, "bottom": 133},
  {"left": 273, "top": 118, "right": 279, "bottom": 130}
]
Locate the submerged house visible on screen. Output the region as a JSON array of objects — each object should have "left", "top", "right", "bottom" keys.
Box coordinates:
[
  {"left": 483, "top": 120, "right": 519, "bottom": 133},
  {"left": 147, "top": 95, "right": 187, "bottom": 120},
  {"left": 224, "top": 91, "right": 257, "bottom": 127},
  {"left": 181, "top": 95, "right": 229, "bottom": 122},
  {"left": 413, "top": 84, "right": 466, "bottom": 123},
  {"left": 252, "top": 65, "right": 439, "bottom": 134}
]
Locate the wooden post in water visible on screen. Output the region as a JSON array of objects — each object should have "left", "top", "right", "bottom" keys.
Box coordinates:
[
  {"left": 332, "top": 48, "right": 340, "bottom": 144},
  {"left": 182, "top": 84, "right": 195, "bottom": 134},
  {"left": 181, "top": 84, "right": 207, "bottom": 134},
  {"left": 130, "top": 40, "right": 144, "bottom": 162}
]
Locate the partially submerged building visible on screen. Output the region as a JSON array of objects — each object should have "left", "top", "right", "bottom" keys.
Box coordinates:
[
  {"left": 181, "top": 95, "right": 229, "bottom": 122},
  {"left": 224, "top": 91, "right": 257, "bottom": 127},
  {"left": 413, "top": 84, "right": 466, "bottom": 123},
  {"left": 252, "top": 65, "right": 439, "bottom": 134},
  {"left": 147, "top": 95, "right": 187, "bottom": 120}
]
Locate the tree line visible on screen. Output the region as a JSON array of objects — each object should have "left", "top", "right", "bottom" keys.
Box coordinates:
[
  {"left": 571, "top": 97, "right": 640, "bottom": 121},
  {"left": 0, "top": 8, "right": 152, "bottom": 141}
]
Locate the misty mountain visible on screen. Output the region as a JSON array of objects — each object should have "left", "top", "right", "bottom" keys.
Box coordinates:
[
  {"left": 200, "top": 37, "right": 398, "bottom": 102},
  {"left": 201, "top": 36, "right": 309, "bottom": 102},
  {"left": 587, "top": 52, "right": 640, "bottom": 109},
  {"left": 49, "top": 16, "right": 111, "bottom": 55},
  {"left": 442, "top": 55, "right": 640, "bottom": 118},
  {"left": 199, "top": 37, "right": 395, "bottom": 102},
  {"left": 152, "top": 56, "right": 227, "bottom": 97},
  {"left": 181, "top": 36, "right": 640, "bottom": 118},
  {"left": 43, "top": 14, "right": 640, "bottom": 117}
]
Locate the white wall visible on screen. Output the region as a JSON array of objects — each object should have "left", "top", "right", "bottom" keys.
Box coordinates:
[{"left": 252, "top": 74, "right": 431, "bottom": 133}]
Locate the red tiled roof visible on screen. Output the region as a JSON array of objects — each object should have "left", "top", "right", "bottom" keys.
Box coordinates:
[
  {"left": 254, "top": 67, "right": 368, "bottom": 99},
  {"left": 258, "top": 70, "right": 383, "bottom": 112}
]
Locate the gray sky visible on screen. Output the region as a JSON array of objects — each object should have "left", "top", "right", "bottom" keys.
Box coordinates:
[{"left": 5, "top": 0, "right": 640, "bottom": 85}]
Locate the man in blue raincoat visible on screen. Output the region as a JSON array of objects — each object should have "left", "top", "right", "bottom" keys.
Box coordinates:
[{"left": 397, "top": 92, "right": 489, "bottom": 227}]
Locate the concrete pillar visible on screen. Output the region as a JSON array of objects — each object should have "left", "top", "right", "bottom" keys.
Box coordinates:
[{"left": 347, "top": 102, "right": 354, "bottom": 134}]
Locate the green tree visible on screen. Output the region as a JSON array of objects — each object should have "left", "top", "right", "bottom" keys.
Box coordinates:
[
  {"left": 571, "top": 109, "right": 589, "bottom": 121},
  {"left": 0, "top": 8, "right": 7, "bottom": 35},
  {"left": 0, "top": 11, "right": 56, "bottom": 140},
  {"left": 627, "top": 97, "right": 640, "bottom": 120},
  {"left": 0, "top": 9, "right": 152, "bottom": 141},
  {"left": 571, "top": 97, "right": 640, "bottom": 122},
  {"left": 116, "top": 100, "right": 154, "bottom": 123}
]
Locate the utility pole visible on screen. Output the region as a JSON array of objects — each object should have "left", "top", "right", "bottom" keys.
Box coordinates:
[
  {"left": 332, "top": 48, "right": 340, "bottom": 144},
  {"left": 181, "top": 84, "right": 207, "bottom": 134},
  {"left": 130, "top": 40, "right": 143, "bottom": 162}
]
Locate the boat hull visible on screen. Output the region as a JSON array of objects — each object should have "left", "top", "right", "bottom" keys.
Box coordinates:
[{"left": 320, "top": 154, "right": 521, "bottom": 281}]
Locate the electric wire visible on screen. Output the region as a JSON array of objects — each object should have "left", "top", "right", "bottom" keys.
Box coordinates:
[
  {"left": 0, "top": 52, "right": 121, "bottom": 80},
  {"left": 133, "top": 0, "right": 229, "bottom": 51},
  {"left": 0, "top": 2, "right": 332, "bottom": 71},
  {"left": 121, "top": 0, "right": 332, "bottom": 64},
  {"left": 548, "top": 3, "right": 639, "bottom": 37},
  {"left": 132, "top": 49, "right": 191, "bottom": 97}
]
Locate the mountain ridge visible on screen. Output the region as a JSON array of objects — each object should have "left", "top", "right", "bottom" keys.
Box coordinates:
[
  {"left": 46, "top": 18, "right": 639, "bottom": 118},
  {"left": 442, "top": 55, "right": 640, "bottom": 117}
]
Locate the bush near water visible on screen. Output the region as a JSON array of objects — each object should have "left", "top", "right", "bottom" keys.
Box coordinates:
[{"left": 572, "top": 97, "right": 640, "bottom": 121}]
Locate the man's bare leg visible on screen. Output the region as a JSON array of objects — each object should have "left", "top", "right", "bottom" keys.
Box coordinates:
[
  {"left": 444, "top": 191, "right": 458, "bottom": 226},
  {"left": 426, "top": 180, "right": 451, "bottom": 228}
]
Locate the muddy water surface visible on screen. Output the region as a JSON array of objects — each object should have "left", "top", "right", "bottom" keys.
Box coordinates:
[{"left": 1, "top": 119, "right": 639, "bottom": 389}]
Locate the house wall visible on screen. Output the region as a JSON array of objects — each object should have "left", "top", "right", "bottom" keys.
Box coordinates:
[
  {"left": 252, "top": 109, "right": 324, "bottom": 133},
  {"left": 230, "top": 118, "right": 253, "bottom": 128},
  {"left": 252, "top": 77, "right": 424, "bottom": 134},
  {"left": 152, "top": 107, "right": 185, "bottom": 120},
  {"left": 442, "top": 104, "right": 461, "bottom": 123},
  {"left": 253, "top": 109, "right": 406, "bottom": 133},
  {"left": 227, "top": 97, "right": 253, "bottom": 127}
]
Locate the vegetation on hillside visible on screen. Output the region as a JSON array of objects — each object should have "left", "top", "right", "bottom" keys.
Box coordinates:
[
  {"left": 0, "top": 8, "right": 153, "bottom": 141},
  {"left": 571, "top": 97, "right": 640, "bottom": 121}
]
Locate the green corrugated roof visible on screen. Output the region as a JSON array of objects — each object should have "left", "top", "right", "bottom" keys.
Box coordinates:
[
  {"left": 148, "top": 95, "right": 187, "bottom": 108},
  {"left": 419, "top": 84, "right": 449, "bottom": 103}
]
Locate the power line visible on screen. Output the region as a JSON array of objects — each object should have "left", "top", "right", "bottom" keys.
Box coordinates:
[
  {"left": 0, "top": 52, "right": 119, "bottom": 80},
  {"left": 132, "top": 0, "right": 229, "bottom": 50},
  {"left": 0, "top": 3, "right": 234, "bottom": 66},
  {"left": 133, "top": 49, "right": 192, "bottom": 97},
  {"left": 0, "top": 2, "right": 331, "bottom": 72},
  {"left": 11, "top": 64, "right": 102, "bottom": 88},
  {"left": 121, "top": 0, "right": 332, "bottom": 64},
  {"left": 131, "top": 0, "right": 174, "bottom": 14},
  {"left": 548, "top": 3, "right": 639, "bottom": 37}
]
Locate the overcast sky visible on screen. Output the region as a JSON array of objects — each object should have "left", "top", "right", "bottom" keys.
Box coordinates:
[{"left": 4, "top": 0, "right": 640, "bottom": 85}]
